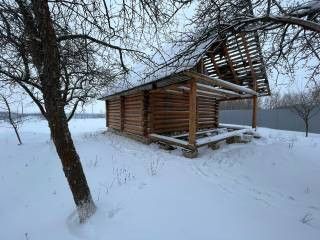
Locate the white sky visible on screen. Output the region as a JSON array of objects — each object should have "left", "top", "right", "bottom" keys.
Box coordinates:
[{"left": 4, "top": 1, "right": 314, "bottom": 114}]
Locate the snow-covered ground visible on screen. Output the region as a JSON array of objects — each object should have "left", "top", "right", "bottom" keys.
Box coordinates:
[{"left": 1, "top": 118, "right": 320, "bottom": 240}]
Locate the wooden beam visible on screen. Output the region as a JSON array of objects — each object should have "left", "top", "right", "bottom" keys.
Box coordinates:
[
  {"left": 150, "top": 81, "right": 188, "bottom": 93},
  {"left": 196, "top": 83, "right": 242, "bottom": 97},
  {"left": 224, "top": 45, "right": 240, "bottom": 84},
  {"left": 217, "top": 95, "right": 254, "bottom": 102},
  {"left": 188, "top": 78, "right": 197, "bottom": 146},
  {"left": 149, "top": 133, "right": 194, "bottom": 150},
  {"left": 197, "top": 58, "right": 205, "bottom": 73},
  {"left": 149, "top": 93, "right": 154, "bottom": 134},
  {"left": 196, "top": 129, "right": 252, "bottom": 147},
  {"left": 252, "top": 95, "right": 257, "bottom": 129},
  {"left": 240, "top": 33, "right": 258, "bottom": 129},
  {"left": 184, "top": 71, "right": 258, "bottom": 96},
  {"left": 178, "top": 86, "right": 225, "bottom": 99}
]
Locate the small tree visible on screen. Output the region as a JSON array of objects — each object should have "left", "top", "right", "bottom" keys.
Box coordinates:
[
  {"left": 283, "top": 88, "right": 320, "bottom": 137},
  {"left": 0, "top": 93, "right": 23, "bottom": 145}
]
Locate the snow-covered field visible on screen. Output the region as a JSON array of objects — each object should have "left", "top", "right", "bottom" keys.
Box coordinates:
[{"left": 1, "top": 118, "right": 320, "bottom": 240}]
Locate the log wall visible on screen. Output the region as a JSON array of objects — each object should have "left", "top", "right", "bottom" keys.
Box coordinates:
[
  {"left": 150, "top": 91, "right": 219, "bottom": 134},
  {"left": 197, "top": 96, "right": 219, "bottom": 130},
  {"left": 150, "top": 91, "right": 189, "bottom": 134},
  {"left": 107, "top": 98, "right": 121, "bottom": 130},
  {"left": 107, "top": 90, "right": 219, "bottom": 136},
  {"left": 107, "top": 93, "right": 144, "bottom": 136},
  {"left": 123, "top": 93, "right": 144, "bottom": 136}
]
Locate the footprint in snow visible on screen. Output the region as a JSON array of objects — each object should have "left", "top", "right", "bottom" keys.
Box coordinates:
[
  {"left": 108, "top": 207, "right": 122, "bottom": 218},
  {"left": 308, "top": 206, "right": 320, "bottom": 211},
  {"left": 138, "top": 182, "right": 147, "bottom": 189}
]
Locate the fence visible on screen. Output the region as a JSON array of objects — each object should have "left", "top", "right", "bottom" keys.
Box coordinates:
[{"left": 220, "top": 108, "right": 320, "bottom": 134}]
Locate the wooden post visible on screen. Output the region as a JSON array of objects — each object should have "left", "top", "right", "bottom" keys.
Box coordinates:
[
  {"left": 120, "top": 96, "right": 125, "bottom": 132},
  {"left": 252, "top": 96, "right": 257, "bottom": 129},
  {"left": 215, "top": 101, "right": 219, "bottom": 128},
  {"left": 240, "top": 33, "right": 258, "bottom": 130},
  {"left": 188, "top": 78, "right": 197, "bottom": 146}
]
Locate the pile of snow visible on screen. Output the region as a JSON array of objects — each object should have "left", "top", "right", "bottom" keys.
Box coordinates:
[{"left": 0, "top": 118, "right": 320, "bottom": 240}]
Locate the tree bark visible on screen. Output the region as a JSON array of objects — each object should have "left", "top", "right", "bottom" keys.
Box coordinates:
[
  {"left": 305, "top": 120, "right": 309, "bottom": 137},
  {"left": 27, "top": 0, "right": 96, "bottom": 222},
  {"left": 48, "top": 109, "right": 96, "bottom": 222}
]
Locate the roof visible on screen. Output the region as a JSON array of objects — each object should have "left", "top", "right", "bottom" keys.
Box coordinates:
[{"left": 100, "top": 31, "right": 270, "bottom": 100}]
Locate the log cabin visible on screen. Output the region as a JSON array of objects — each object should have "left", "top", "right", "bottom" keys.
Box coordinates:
[{"left": 99, "top": 32, "right": 270, "bottom": 157}]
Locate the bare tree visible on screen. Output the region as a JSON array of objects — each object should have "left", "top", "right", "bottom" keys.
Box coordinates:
[
  {"left": 173, "top": 0, "right": 320, "bottom": 85},
  {"left": 0, "top": 0, "right": 185, "bottom": 222},
  {"left": 263, "top": 90, "right": 281, "bottom": 109},
  {"left": 0, "top": 93, "right": 23, "bottom": 145},
  {"left": 282, "top": 87, "right": 320, "bottom": 137}
]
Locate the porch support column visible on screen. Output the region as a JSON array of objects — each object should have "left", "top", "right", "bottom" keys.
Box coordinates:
[
  {"left": 240, "top": 33, "right": 258, "bottom": 130},
  {"left": 188, "top": 78, "right": 197, "bottom": 146},
  {"left": 252, "top": 95, "right": 257, "bottom": 129}
]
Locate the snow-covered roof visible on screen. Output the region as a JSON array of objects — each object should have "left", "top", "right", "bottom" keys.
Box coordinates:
[
  {"left": 100, "top": 30, "right": 271, "bottom": 99},
  {"left": 100, "top": 34, "right": 218, "bottom": 99}
]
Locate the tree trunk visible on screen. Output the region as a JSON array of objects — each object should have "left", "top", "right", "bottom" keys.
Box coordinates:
[
  {"left": 27, "top": 0, "right": 96, "bottom": 222},
  {"left": 12, "top": 121, "right": 22, "bottom": 145},
  {"left": 48, "top": 109, "right": 96, "bottom": 222},
  {"left": 305, "top": 120, "right": 309, "bottom": 137},
  {"left": 1, "top": 95, "right": 22, "bottom": 145}
]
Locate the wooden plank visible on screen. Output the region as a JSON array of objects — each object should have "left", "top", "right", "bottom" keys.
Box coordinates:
[
  {"left": 196, "top": 129, "right": 251, "bottom": 147},
  {"left": 189, "top": 78, "right": 197, "bottom": 145},
  {"left": 154, "top": 122, "right": 189, "bottom": 129},
  {"left": 224, "top": 45, "right": 240, "bottom": 84},
  {"left": 218, "top": 123, "right": 251, "bottom": 130},
  {"left": 197, "top": 83, "right": 242, "bottom": 97},
  {"left": 172, "top": 128, "right": 227, "bottom": 138},
  {"left": 149, "top": 133, "right": 193, "bottom": 149},
  {"left": 184, "top": 71, "right": 257, "bottom": 96},
  {"left": 252, "top": 95, "right": 257, "bottom": 129},
  {"left": 240, "top": 33, "right": 258, "bottom": 129}
]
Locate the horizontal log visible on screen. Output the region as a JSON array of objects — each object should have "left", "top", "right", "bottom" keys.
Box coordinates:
[
  {"left": 154, "top": 122, "right": 189, "bottom": 130},
  {"left": 154, "top": 107, "right": 189, "bottom": 112},
  {"left": 149, "top": 134, "right": 193, "bottom": 149},
  {"left": 124, "top": 124, "right": 144, "bottom": 131},
  {"left": 153, "top": 126, "right": 189, "bottom": 133},
  {"left": 124, "top": 128, "right": 143, "bottom": 136},
  {"left": 185, "top": 72, "right": 257, "bottom": 96},
  {"left": 154, "top": 115, "right": 189, "bottom": 120},
  {"left": 124, "top": 110, "right": 143, "bottom": 115},
  {"left": 109, "top": 125, "right": 121, "bottom": 130},
  {"left": 154, "top": 120, "right": 189, "bottom": 126}
]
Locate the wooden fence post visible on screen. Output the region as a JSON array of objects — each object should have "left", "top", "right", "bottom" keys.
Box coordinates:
[{"left": 189, "top": 78, "right": 197, "bottom": 146}]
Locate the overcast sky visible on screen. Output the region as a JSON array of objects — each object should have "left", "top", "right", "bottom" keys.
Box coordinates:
[{"left": 6, "top": 1, "right": 313, "bottom": 114}]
